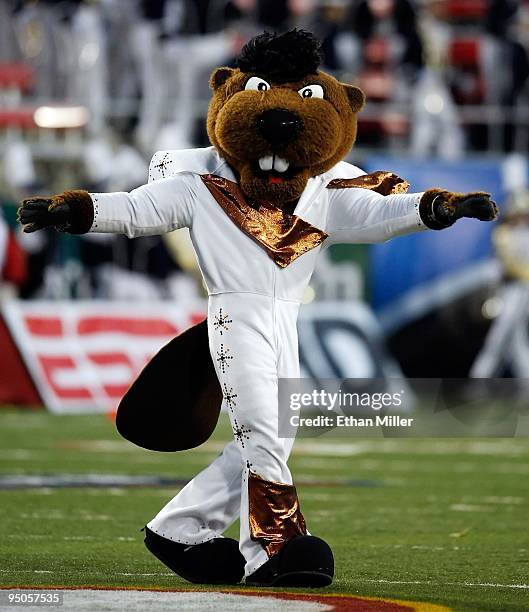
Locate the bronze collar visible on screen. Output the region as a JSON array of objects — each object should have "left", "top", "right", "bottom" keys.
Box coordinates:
[{"left": 201, "top": 174, "right": 328, "bottom": 268}]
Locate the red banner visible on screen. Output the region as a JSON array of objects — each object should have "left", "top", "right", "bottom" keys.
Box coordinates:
[{"left": 1, "top": 300, "right": 206, "bottom": 413}]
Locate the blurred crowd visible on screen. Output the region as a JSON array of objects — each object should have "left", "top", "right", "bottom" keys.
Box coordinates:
[{"left": 1, "top": 0, "right": 529, "bottom": 300}]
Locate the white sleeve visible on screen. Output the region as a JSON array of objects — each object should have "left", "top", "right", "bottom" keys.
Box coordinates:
[
  {"left": 88, "top": 174, "right": 196, "bottom": 238},
  {"left": 325, "top": 187, "right": 427, "bottom": 245}
]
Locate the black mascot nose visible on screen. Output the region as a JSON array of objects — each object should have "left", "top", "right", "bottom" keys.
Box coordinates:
[{"left": 257, "top": 109, "right": 302, "bottom": 146}]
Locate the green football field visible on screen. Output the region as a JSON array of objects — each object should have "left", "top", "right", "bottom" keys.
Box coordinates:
[{"left": 0, "top": 408, "right": 528, "bottom": 611}]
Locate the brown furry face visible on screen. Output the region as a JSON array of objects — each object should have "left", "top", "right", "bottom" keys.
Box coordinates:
[{"left": 207, "top": 68, "right": 365, "bottom": 204}]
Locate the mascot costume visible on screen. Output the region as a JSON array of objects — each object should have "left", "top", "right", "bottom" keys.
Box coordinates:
[{"left": 18, "top": 30, "right": 497, "bottom": 587}]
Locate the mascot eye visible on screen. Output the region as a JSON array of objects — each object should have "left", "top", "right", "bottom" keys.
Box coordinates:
[
  {"left": 245, "top": 76, "right": 271, "bottom": 92},
  {"left": 298, "top": 84, "right": 324, "bottom": 99}
]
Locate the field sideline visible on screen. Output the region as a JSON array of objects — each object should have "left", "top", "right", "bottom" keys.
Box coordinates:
[{"left": 0, "top": 408, "right": 528, "bottom": 611}]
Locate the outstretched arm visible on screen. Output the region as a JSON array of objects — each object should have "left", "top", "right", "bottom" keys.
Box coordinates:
[
  {"left": 17, "top": 174, "right": 197, "bottom": 238},
  {"left": 325, "top": 187, "right": 498, "bottom": 245}
]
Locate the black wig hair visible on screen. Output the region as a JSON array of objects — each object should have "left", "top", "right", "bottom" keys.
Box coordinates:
[{"left": 236, "top": 29, "right": 323, "bottom": 84}]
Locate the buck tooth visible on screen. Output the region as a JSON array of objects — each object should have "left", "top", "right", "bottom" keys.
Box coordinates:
[
  {"left": 259, "top": 156, "right": 273, "bottom": 171},
  {"left": 274, "top": 157, "right": 290, "bottom": 173}
]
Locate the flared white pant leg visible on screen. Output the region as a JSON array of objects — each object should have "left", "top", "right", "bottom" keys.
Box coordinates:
[
  {"left": 147, "top": 439, "right": 242, "bottom": 544},
  {"left": 207, "top": 293, "right": 301, "bottom": 575}
]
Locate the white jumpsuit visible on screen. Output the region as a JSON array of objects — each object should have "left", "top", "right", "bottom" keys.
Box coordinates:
[{"left": 89, "top": 147, "right": 426, "bottom": 576}]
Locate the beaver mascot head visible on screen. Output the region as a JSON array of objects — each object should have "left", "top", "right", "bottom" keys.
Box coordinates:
[{"left": 207, "top": 29, "right": 365, "bottom": 206}]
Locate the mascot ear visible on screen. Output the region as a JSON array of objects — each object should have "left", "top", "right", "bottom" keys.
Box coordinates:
[
  {"left": 210, "top": 67, "right": 235, "bottom": 90},
  {"left": 343, "top": 84, "right": 366, "bottom": 113}
]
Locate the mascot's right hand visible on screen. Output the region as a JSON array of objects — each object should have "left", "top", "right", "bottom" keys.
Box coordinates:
[
  {"left": 17, "top": 190, "right": 93, "bottom": 235},
  {"left": 17, "top": 196, "right": 71, "bottom": 233}
]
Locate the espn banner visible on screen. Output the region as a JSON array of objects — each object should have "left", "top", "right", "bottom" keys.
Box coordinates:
[{"left": 1, "top": 300, "right": 206, "bottom": 414}]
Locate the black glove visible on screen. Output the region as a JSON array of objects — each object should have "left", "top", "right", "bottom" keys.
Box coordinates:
[
  {"left": 17, "top": 190, "right": 94, "bottom": 235},
  {"left": 17, "top": 197, "right": 71, "bottom": 233},
  {"left": 420, "top": 190, "right": 498, "bottom": 230}
]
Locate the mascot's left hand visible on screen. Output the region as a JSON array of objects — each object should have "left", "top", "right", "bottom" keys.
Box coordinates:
[
  {"left": 17, "top": 191, "right": 94, "bottom": 235},
  {"left": 421, "top": 190, "right": 498, "bottom": 229}
]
